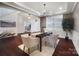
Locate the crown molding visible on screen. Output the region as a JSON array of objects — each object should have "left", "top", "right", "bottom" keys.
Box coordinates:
[{"left": 2, "top": 2, "right": 40, "bottom": 17}]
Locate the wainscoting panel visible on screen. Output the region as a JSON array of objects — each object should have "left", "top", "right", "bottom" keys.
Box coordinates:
[{"left": 72, "top": 31, "right": 79, "bottom": 55}]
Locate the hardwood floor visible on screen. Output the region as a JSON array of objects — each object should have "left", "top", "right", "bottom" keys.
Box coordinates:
[
  {"left": 53, "top": 38, "right": 78, "bottom": 56},
  {"left": 0, "top": 35, "right": 29, "bottom": 56},
  {"left": 0, "top": 35, "right": 78, "bottom": 56}
]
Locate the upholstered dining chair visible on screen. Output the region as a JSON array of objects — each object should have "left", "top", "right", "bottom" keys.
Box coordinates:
[
  {"left": 48, "top": 34, "right": 59, "bottom": 48},
  {"left": 42, "top": 36, "right": 49, "bottom": 46},
  {"left": 42, "top": 34, "right": 59, "bottom": 48},
  {"left": 21, "top": 34, "right": 39, "bottom": 54}
]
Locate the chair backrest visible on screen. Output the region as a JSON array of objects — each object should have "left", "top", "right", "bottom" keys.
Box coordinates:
[
  {"left": 21, "top": 35, "right": 31, "bottom": 48},
  {"left": 46, "top": 34, "right": 59, "bottom": 48},
  {"left": 21, "top": 34, "right": 39, "bottom": 48}
]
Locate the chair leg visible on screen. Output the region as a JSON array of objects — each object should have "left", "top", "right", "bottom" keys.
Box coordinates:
[
  {"left": 28, "top": 48, "right": 30, "bottom": 54},
  {"left": 23, "top": 45, "right": 25, "bottom": 51},
  {"left": 37, "top": 44, "right": 39, "bottom": 50},
  {"left": 45, "top": 41, "right": 47, "bottom": 46},
  {"left": 54, "top": 43, "right": 56, "bottom": 48}
]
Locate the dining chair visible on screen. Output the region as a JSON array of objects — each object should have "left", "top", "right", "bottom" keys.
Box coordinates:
[
  {"left": 42, "top": 36, "right": 49, "bottom": 46},
  {"left": 42, "top": 34, "right": 59, "bottom": 48},
  {"left": 48, "top": 34, "right": 59, "bottom": 48},
  {"left": 21, "top": 34, "right": 39, "bottom": 54}
]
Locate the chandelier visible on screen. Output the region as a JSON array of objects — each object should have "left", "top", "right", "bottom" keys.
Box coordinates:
[
  {"left": 43, "top": 4, "right": 46, "bottom": 15},
  {"left": 42, "top": 4, "right": 49, "bottom": 16}
]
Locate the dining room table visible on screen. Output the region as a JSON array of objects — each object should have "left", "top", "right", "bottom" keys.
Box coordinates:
[{"left": 36, "top": 32, "right": 52, "bottom": 52}]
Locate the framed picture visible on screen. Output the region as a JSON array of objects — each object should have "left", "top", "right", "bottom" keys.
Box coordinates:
[{"left": 0, "top": 20, "right": 16, "bottom": 27}]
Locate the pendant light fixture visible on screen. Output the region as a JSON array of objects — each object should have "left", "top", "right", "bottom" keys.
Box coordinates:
[
  {"left": 27, "top": 14, "right": 31, "bottom": 19},
  {"left": 43, "top": 4, "right": 46, "bottom": 15}
]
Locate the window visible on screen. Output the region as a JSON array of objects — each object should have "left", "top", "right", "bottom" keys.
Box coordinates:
[{"left": 46, "top": 15, "right": 63, "bottom": 31}]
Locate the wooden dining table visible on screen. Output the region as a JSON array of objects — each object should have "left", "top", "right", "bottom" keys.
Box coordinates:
[{"left": 36, "top": 32, "right": 52, "bottom": 52}]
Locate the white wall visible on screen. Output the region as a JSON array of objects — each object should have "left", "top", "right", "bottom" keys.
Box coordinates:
[
  {"left": 0, "top": 12, "right": 18, "bottom": 34},
  {"left": 0, "top": 5, "right": 19, "bottom": 34},
  {"left": 30, "top": 16, "right": 40, "bottom": 32},
  {"left": 72, "top": 2, "right": 79, "bottom": 55},
  {"left": 17, "top": 12, "right": 40, "bottom": 33},
  {"left": 73, "top": 3, "right": 79, "bottom": 32},
  {"left": 16, "top": 13, "right": 25, "bottom": 33},
  {"left": 72, "top": 31, "right": 79, "bottom": 55},
  {"left": 0, "top": 7, "right": 40, "bottom": 34}
]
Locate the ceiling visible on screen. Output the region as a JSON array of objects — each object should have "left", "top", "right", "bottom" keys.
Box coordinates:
[{"left": 2, "top": 2, "right": 77, "bottom": 17}]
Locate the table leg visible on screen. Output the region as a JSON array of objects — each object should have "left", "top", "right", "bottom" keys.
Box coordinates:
[{"left": 40, "top": 37, "right": 42, "bottom": 52}]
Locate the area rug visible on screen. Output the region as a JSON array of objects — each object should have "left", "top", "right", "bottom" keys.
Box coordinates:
[
  {"left": 30, "top": 46, "right": 55, "bottom": 56},
  {"left": 18, "top": 44, "right": 55, "bottom": 56}
]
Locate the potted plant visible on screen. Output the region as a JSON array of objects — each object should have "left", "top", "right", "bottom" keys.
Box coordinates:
[{"left": 62, "top": 17, "right": 74, "bottom": 40}]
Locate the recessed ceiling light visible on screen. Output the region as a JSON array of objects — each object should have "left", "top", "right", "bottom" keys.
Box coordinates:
[{"left": 59, "top": 7, "right": 63, "bottom": 10}]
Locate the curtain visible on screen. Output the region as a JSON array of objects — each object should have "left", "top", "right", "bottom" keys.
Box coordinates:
[{"left": 46, "top": 15, "right": 65, "bottom": 38}]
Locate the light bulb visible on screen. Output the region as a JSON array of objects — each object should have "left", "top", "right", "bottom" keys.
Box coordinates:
[
  {"left": 28, "top": 16, "right": 31, "bottom": 19},
  {"left": 59, "top": 7, "right": 63, "bottom": 10}
]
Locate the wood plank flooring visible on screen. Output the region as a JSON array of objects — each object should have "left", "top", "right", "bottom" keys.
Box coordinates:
[
  {"left": 0, "top": 36, "right": 29, "bottom": 56},
  {"left": 53, "top": 38, "right": 78, "bottom": 56},
  {"left": 0, "top": 35, "right": 78, "bottom": 56}
]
